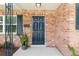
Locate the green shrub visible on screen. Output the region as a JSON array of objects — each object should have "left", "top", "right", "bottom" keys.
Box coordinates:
[
  {"left": 20, "top": 34, "right": 28, "bottom": 46},
  {"left": 68, "top": 45, "right": 77, "bottom": 56}
]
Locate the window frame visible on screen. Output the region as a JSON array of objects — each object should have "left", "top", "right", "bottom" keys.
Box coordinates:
[{"left": 0, "top": 15, "right": 17, "bottom": 34}]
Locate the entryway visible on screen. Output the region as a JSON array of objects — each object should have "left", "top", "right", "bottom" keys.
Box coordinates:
[
  {"left": 13, "top": 47, "right": 62, "bottom": 56},
  {"left": 32, "top": 16, "right": 45, "bottom": 45}
]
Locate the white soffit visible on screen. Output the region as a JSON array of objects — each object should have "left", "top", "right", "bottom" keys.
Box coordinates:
[
  {"left": 15, "top": 3, "right": 61, "bottom": 10},
  {"left": 0, "top": 3, "right": 61, "bottom": 10}
]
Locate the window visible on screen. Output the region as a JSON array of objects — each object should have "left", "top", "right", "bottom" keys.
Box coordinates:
[
  {"left": 0, "top": 16, "right": 3, "bottom": 33},
  {"left": 6, "top": 15, "right": 17, "bottom": 33},
  {"left": 0, "top": 15, "right": 17, "bottom": 34},
  {"left": 76, "top": 3, "right": 79, "bottom": 29}
]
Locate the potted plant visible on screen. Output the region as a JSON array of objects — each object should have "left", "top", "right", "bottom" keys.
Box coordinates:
[
  {"left": 20, "top": 34, "right": 29, "bottom": 50},
  {"left": 68, "top": 45, "right": 77, "bottom": 56}
]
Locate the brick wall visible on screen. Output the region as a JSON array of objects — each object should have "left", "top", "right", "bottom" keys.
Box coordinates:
[
  {"left": 55, "top": 3, "right": 79, "bottom": 55},
  {"left": 0, "top": 9, "right": 56, "bottom": 47}
]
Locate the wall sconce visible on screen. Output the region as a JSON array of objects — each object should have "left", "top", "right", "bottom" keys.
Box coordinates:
[{"left": 35, "top": 3, "right": 41, "bottom": 8}]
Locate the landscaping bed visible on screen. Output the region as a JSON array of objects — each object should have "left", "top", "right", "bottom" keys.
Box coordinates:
[{"left": 0, "top": 46, "right": 19, "bottom": 56}]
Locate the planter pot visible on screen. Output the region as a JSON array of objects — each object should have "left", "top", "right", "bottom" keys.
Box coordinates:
[{"left": 21, "top": 45, "right": 28, "bottom": 50}]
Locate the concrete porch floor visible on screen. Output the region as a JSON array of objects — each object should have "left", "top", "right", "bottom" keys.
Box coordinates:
[{"left": 13, "top": 47, "right": 63, "bottom": 56}]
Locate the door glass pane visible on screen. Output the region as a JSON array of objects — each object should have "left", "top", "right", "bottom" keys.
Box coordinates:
[
  {"left": 39, "top": 16, "right": 44, "bottom": 21},
  {"left": 33, "top": 16, "right": 38, "bottom": 21},
  {"left": 38, "top": 31, "right": 44, "bottom": 43},
  {"left": 33, "top": 22, "right": 38, "bottom": 31},
  {"left": 0, "top": 25, "right": 3, "bottom": 32},
  {"left": 34, "top": 18, "right": 38, "bottom": 21},
  {"left": 32, "top": 32, "right": 38, "bottom": 44},
  {"left": 39, "top": 22, "right": 44, "bottom": 31}
]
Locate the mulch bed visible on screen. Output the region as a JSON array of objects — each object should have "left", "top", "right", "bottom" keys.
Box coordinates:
[{"left": 0, "top": 47, "right": 19, "bottom": 56}]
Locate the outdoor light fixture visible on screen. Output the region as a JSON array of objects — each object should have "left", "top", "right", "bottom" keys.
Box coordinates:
[{"left": 35, "top": 3, "right": 41, "bottom": 8}]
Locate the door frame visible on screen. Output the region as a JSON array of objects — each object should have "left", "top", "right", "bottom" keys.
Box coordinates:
[{"left": 32, "top": 16, "right": 45, "bottom": 45}]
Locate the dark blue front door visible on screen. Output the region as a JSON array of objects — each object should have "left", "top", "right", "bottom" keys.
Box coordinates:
[{"left": 32, "top": 16, "right": 45, "bottom": 45}]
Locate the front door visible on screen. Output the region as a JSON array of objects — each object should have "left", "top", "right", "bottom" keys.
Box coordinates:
[{"left": 32, "top": 16, "right": 45, "bottom": 45}]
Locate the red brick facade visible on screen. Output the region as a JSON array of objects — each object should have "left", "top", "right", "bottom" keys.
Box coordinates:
[{"left": 0, "top": 3, "right": 79, "bottom": 55}]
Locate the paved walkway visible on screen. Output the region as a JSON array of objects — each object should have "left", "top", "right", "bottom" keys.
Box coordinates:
[{"left": 13, "top": 47, "right": 63, "bottom": 56}]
